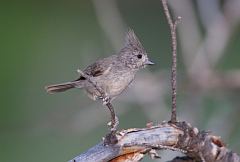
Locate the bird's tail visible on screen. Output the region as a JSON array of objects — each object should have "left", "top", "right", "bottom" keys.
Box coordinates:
[{"left": 45, "top": 81, "right": 82, "bottom": 93}]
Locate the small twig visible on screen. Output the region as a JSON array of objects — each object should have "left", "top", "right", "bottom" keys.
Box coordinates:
[
  {"left": 161, "top": 0, "right": 181, "bottom": 123},
  {"left": 77, "top": 69, "right": 118, "bottom": 132}
]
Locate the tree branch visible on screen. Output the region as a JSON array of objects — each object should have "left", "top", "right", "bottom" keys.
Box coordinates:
[
  {"left": 68, "top": 121, "right": 240, "bottom": 162},
  {"left": 161, "top": 0, "right": 181, "bottom": 123}
]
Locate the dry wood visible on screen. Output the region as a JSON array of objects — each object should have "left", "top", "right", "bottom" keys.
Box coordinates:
[{"left": 69, "top": 122, "right": 240, "bottom": 162}]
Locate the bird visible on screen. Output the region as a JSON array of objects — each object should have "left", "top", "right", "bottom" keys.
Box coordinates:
[{"left": 45, "top": 29, "right": 154, "bottom": 102}]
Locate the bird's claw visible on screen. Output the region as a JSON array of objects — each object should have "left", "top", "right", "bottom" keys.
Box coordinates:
[{"left": 102, "top": 96, "right": 110, "bottom": 105}]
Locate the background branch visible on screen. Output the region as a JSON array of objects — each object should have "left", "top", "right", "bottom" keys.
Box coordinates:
[{"left": 161, "top": 0, "right": 181, "bottom": 123}]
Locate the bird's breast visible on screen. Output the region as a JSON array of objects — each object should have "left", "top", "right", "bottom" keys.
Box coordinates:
[{"left": 103, "top": 71, "right": 135, "bottom": 97}]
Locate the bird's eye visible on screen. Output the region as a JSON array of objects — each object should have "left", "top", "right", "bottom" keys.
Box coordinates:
[{"left": 137, "top": 54, "right": 142, "bottom": 59}]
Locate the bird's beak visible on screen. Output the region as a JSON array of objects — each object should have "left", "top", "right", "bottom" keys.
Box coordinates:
[{"left": 145, "top": 60, "right": 155, "bottom": 65}]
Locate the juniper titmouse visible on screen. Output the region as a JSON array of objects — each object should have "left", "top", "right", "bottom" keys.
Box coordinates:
[{"left": 45, "top": 29, "right": 154, "bottom": 101}]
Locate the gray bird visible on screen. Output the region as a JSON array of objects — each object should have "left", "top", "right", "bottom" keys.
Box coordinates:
[{"left": 45, "top": 29, "right": 154, "bottom": 101}]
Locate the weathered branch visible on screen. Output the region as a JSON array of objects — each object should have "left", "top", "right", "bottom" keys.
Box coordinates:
[{"left": 68, "top": 121, "right": 240, "bottom": 162}]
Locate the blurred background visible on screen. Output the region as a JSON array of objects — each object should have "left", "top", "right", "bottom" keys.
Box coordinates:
[{"left": 1, "top": 0, "right": 240, "bottom": 161}]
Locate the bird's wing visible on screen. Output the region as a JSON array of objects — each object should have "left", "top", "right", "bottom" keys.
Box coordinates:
[{"left": 76, "top": 55, "right": 116, "bottom": 81}]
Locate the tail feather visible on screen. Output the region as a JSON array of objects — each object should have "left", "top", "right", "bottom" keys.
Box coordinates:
[{"left": 45, "top": 82, "right": 77, "bottom": 93}]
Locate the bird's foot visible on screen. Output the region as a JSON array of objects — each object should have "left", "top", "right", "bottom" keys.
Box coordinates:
[{"left": 102, "top": 96, "right": 110, "bottom": 105}]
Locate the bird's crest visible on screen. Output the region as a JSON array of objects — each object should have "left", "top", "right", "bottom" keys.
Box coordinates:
[{"left": 125, "top": 29, "right": 143, "bottom": 49}]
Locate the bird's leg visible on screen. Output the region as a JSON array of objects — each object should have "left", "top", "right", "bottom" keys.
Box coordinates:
[{"left": 102, "top": 96, "right": 110, "bottom": 105}]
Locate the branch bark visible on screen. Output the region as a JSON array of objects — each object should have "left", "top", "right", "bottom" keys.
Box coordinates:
[{"left": 69, "top": 121, "right": 240, "bottom": 162}]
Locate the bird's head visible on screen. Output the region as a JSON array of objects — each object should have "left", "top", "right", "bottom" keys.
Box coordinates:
[{"left": 119, "top": 29, "right": 154, "bottom": 70}]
